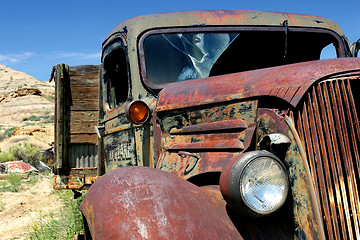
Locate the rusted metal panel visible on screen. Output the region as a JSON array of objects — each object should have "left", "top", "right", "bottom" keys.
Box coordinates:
[
  {"left": 156, "top": 58, "right": 360, "bottom": 112},
  {"left": 158, "top": 101, "right": 257, "bottom": 131},
  {"left": 105, "top": 10, "right": 346, "bottom": 49},
  {"left": 169, "top": 119, "right": 248, "bottom": 134},
  {"left": 256, "top": 108, "right": 326, "bottom": 239},
  {"left": 156, "top": 100, "right": 257, "bottom": 179},
  {"left": 158, "top": 151, "right": 244, "bottom": 180},
  {"left": 103, "top": 128, "right": 137, "bottom": 171},
  {"left": 53, "top": 174, "right": 99, "bottom": 189},
  {"left": 80, "top": 166, "right": 242, "bottom": 239}
]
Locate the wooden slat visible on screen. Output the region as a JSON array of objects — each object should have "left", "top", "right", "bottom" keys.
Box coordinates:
[
  {"left": 70, "top": 111, "right": 98, "bottom": 122},
  {"left": 69, "top": 99, "right": 99, "bottom": 111},
  {"left": 69, "top": 77, "right": 98, "bottom": 87},
  {"left": 69, "top": 121, "right": 98, "bottom": 134},
  {"left": 70, "top": 134, "right": 98, "bottom": 144},
  {"left": 68, "top": 86, "right": 99, "bottom": 99}
]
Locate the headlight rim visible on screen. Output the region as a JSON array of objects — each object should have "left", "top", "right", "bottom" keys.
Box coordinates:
[{"left": 220, "top": 150, "right": 289, "bottom": 218}]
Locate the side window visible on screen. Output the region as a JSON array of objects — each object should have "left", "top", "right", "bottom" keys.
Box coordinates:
[
  {"left": 320, "top": 43, "right": 337, "bottom": 59},
  {"left": 103, "top": 45, "right": 129, "bottom": 109}
]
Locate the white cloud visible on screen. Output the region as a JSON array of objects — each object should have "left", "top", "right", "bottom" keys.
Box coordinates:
[
  {"left": 56, "top": 52, "right": 101, "bottom": 60},
  {"left": 0, "top": 52, "right": 34, "bottom": 64}
]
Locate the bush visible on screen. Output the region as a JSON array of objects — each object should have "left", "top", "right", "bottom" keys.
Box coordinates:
[
  {"left": 5, "top": 173, "right": 23, "bottom": 192},
  {"left": 0, "top": 174, "right": 40, "bottom": 193},
  {"left": 0, "top": 174, "right": 23, "bottom": 192},
  {"left": 0, "top": 127, "right": 16, "bottom": 142},
  {"left": 41, "top": 115, "right": 55, "bottom": 123},
  {"left": 28, "top": 190, "right": 86, "bottom": 239},
  {"left": 0, "top": 151, "right": 15, "bottom": 163},
  {"left": 9, "top": 142, "right": 42, "bottom": 164},
  {"left": 22, "top": 114, "right": 54, "bottom": 124},
  {"left": 22, "top": 115, "right": 41, "bottom": 122}
]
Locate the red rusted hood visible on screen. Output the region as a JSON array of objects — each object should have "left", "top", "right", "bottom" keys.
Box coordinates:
[{"left": 156, "top": 58, "right": 360, "bottom": 111}]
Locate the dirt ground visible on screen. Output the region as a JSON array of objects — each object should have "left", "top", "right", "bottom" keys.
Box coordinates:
[{"left": 0, "top": 175, "right": 62, "bottom": 240}]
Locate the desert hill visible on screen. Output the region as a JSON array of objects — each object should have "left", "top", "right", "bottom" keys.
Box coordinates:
[{"left": 0, "top": 65, "right": 54, "bottom": 152}]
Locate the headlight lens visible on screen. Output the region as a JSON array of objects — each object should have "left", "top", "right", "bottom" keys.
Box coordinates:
[
  {"left": 220, "top": 151, "right": 289, "bottom": 217},
  {"left": 240, "top": 156, "right": 288, "bottom": 215}
]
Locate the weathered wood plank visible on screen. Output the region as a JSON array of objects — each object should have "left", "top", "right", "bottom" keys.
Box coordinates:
[
  {"left": 70, "top": 111, "right": 98, "bottom": 122},
  {"left": 70, "top": 134, "right": 98, "bottom": 144},
  {"left": 69, "top": 100, "right": 99, "bottom": 111},
  {"left": 68, "top": 86, "right": 99, "bottom": 99},
  {"left": 55, "top": 64, "right": 68, "bottom": 169},
  {"left": 69, "top": 77, "right": 98, "bottom": 87},
  {"left": 69, "top": 65, "right": 99, "bottom": 74},
  {"left": 69, "top": 65, "right": 99, "bottom": 87},
  {"left": 69, "top": 121, "right": 98, "bottom": 134}
]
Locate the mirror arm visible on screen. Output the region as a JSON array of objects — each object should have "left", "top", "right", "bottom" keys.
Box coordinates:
[{"left": 350, "top": 39, "right": 360, "bottom": 57}]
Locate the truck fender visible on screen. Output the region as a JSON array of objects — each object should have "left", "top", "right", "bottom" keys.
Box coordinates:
[{"left": 80, "top": 166, "right": 242, "bottom": 240}]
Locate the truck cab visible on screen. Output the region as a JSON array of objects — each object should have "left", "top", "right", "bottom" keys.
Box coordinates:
[{"left": 54, "top": 10, "right": 360, "bottom": 239}]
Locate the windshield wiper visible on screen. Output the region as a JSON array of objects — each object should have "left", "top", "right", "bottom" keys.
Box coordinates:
[{"left": 283, "top": 20, "right": 288, "bottom": 59}]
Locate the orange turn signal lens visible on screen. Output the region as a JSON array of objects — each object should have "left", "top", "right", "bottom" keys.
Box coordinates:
[{"left": 126, "top": 101, "right": 150, "bottom": 124}]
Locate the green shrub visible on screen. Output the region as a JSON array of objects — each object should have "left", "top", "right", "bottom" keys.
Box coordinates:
[
  {"left": 0, "top": 151, "right": 15, "bottom": 163},
  {"left": 41, "top": 115, "right": 55, "bottom": 123},
  {"left": 0, "top": 127, "right": 16, "bottom": 142},
  {"left": 23, "top": 115, "right": 41, "bottom": 121},
  {"left": 0, "top": 174, "right": 40, "bottom": 193},
  {"left": 28, "top": 190, "right": 86, "bottom": 239},
  {"left": 0, "top": 181, "right": 12, "bottom": 192},
  {"left": 9, "top": 142, "right": 42, "bottom": 163},
  {"left": 5, "top": 174, "right": 23, "bottom": 192},
  {"left": 27, "top": 174, "right": 39, "bottom": 185},
  {"left": 23, "top": 114, "right": 54, "bottom": 124}
]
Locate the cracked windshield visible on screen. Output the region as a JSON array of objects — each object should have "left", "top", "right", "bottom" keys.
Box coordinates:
[
  {"left": 144, "top": 32, "right": 239, "bottom": 84},
  {"left": 143, "top": 30, "right": 338, "bottom": 85}
]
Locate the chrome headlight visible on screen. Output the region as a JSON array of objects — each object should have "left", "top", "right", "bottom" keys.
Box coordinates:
[{"left": 220, "top": 151, "right": 289, "bottom": 217}]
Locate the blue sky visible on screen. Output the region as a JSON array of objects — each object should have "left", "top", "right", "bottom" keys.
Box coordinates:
[{"left": 1, "top": 0, "right": 359, "bottom": 81}]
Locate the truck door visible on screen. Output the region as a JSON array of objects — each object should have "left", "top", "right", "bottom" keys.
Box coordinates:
[{"left": 100, "top": 38, "right": 138, "bottom": 172}]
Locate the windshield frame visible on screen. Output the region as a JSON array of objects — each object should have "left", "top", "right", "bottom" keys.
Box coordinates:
[{"left": 138, "top": 26, "right": 346, "bottom": 91}]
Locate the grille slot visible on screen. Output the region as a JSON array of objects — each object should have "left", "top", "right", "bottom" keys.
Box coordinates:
[{"left": 296, "top": 77, "right": 360, "bottom": 240}]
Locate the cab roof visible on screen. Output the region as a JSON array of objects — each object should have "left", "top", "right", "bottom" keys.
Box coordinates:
[{"left": 104, "top": 10, "right": 345, "bottom": 45}]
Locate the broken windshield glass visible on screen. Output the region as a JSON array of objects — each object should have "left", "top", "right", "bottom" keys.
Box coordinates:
[
  {"left": 142, "top": 29, "right": 340, "bottom": 86},
  {"left": 162, "top": 33, "right": 239, "bottom": 81},
  {"left": 144, "top": 32, "right": 238, "bottom": 84}
]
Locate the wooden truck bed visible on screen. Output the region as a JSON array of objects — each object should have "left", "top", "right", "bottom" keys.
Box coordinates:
[{"left": 52, "top": 64, "right": 100, "bottom": 189}]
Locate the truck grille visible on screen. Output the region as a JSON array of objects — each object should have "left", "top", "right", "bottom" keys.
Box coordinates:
[{"left": 296, "top": 76, "right": 360, "bottom": 240}]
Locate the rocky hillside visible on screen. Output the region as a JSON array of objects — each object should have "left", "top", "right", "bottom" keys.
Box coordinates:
[{"left": 0, "top": 65, "right": 54, "bottom": 151}]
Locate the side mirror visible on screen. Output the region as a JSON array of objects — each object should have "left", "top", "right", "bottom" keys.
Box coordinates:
[{"left": 350, "top": 39, "right": 360, "bottom": 57}]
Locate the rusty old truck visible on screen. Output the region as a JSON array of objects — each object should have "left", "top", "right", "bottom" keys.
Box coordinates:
[{"left": 52, "top": 10, "right": 360, "bottom": 239}]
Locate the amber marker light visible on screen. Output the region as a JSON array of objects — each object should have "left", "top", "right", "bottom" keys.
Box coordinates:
[{"left": 126, "top": 100, "right": 150, "bottom": 124}]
